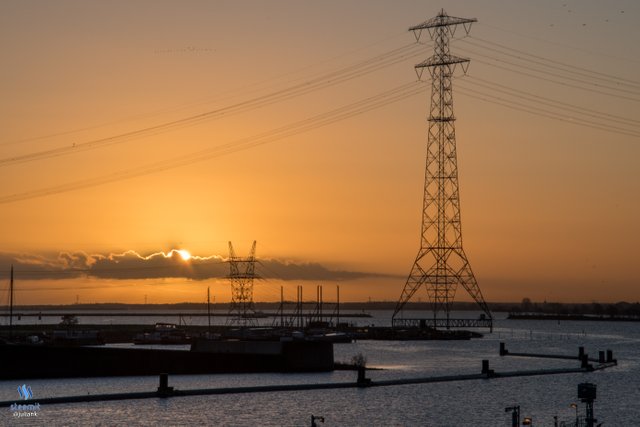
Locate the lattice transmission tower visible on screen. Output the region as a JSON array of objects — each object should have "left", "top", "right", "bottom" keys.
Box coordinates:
[
  {"left": 226, "top": 240, "right": 258, "bottom": 327},
  {"left": 392, "top": 10, "right": 492, "bottom": 330}
]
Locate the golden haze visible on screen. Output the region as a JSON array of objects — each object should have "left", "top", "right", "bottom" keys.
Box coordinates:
[{"left": 1, "top": 1, "right": 639, "bottom": 305}]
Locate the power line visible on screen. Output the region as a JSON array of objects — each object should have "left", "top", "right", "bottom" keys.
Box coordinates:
[
  {"left": 3, "top": 30, "right": 411, "bottom": 148},
  {"left": 0, "top": 43, "right": 424, "bottom": 167},
  {"left": 464, "top": 76, "right": 640, "bottom": 129},
  {"left": 462, "top": 36, "right": 640, "bottom": 89},
  {"left": 465, "top": 54, "right": 640, "bottom": 104},
  {"left": 455, "top": 83, "right": 640, "bottom": 139},
  {"left": 479, "top": 22, "right": 640, "bottom": 66},
  {"left": 0, "top": 82, "right": 425, "bottom": 204},
  {"left": 456, "top": 46, "right": 640, "bottom": 101}
]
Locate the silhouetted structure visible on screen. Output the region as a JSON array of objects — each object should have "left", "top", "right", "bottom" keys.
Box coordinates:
[
  {"left": 226, "top": 241, "right": 258, "bottom": 326},
  {"left": 393, "top": 10, "right": 492, "bottom": 329},
  {"left": 9, "top": 265, "right": 14, "bottom": 338},
  {"left": 578, "top": 383, "right": 597, "bottom": 427}
]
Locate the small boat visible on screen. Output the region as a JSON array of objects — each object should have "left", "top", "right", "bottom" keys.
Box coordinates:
[
  {"left": 133, "top": 323, "right": 191, "bottom": 345},
  {"left": 307, "top": 331, "right": 353, "bottom": 343}
]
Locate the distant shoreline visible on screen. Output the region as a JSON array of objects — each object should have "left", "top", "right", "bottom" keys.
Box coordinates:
[
  {"left": 3, "top": 300, "right": 639, "bottom": 315},
  {"left": 508, "top": 313, "right": 640, "bottom": 322}
]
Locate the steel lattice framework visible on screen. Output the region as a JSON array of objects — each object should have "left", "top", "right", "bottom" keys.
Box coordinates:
[
  {"left": 226, "top": 240, "right": 258, "bottom": 327},
  {"left": 392, "top": 10, "right": 492, "bottom": 328}
]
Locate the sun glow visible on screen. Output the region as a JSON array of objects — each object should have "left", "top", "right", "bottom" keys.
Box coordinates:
[{"left": 176, "top": 249, "right": 192, "bottom": 261}]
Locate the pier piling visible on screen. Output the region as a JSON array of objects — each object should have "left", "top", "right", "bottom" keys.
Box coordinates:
[
  {"left": 482, "top": 360, "right": 494, "bottom": 376},
  {"left": 499, "top": 342, "right": 508, "bottom": 356},
  {"left": 580, "top": 354, "right": 592, "bottom": 370},
  {"left": 357, "top": 366, "right": 371, "bottom": 387},
  {"left": 157, "top": 373, "right": 174, "bottom": 397}
]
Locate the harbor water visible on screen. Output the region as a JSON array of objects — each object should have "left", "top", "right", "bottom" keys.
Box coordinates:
[{"left": 1, "top": 310, "right": 639, "bottom": 426}]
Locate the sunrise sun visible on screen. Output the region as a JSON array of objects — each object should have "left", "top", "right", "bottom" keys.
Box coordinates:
[{"left": 176, "top": 249, "right": 192, "bottom": 261}]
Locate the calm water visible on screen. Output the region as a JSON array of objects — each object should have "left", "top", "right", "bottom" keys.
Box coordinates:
[{"left": 2, "top": 310, "right": 639, "bottom": 426}]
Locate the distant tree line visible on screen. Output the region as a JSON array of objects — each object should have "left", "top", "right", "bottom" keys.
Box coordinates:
[
  {"left": 504, "top": 298, "right": 640, "bottom": 318},
  {"left": 9, "top": 299, "right": 640, "bottom": 317}
]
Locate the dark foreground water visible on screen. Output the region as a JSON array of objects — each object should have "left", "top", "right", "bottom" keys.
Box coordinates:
[{"left": 1, "top": 311, "right": 639, "bottom": 426}]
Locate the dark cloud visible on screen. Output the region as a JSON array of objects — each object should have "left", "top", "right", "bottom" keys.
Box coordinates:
[
  {"left": 259, "top": 259, "right": 376, "bottom": 281},
  {"left": 0, "top": 252, "right": 84, "bottom": 280},
  {"left": 0, "top": 250, "right": 390, "bottom": 282},
  {"left": 87, "top": 251, "right": 227, "bottom": 280},
  {"left": 57, "top": 252, "right": 94, "bottom": 270}
]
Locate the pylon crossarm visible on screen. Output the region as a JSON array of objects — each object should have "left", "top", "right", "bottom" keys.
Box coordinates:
[
  {"left": 409, "top": 12, "right": 477, "bottom": 33},
  {"left": 415, "top": 55, "right": 470, "bottom": 69}
]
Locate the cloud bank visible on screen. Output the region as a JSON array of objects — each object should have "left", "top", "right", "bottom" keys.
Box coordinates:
[{"left": 0, "top": 250, "right": 388, "bottom": 282}]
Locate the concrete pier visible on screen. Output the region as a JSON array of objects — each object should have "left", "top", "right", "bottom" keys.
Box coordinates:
[
  {"left": 498, "top": 342, "right": 616, "bottom": 368},
  {"left": 0, "top": 351, "right": 617, "bottom": 408}
]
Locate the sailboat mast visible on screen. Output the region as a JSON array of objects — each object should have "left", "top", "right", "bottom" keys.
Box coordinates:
[
  {"left": 207, "top": 286, "right": 211, "bottom": 334},
  {"left": 336, "top": 285, "right": 340, "bottom": 329},
  {"left": 280, "top": 286, "right": 284, "bottom": 328},
  {"left": 9, "top": 265, "right": 14, "bottom": 339}
]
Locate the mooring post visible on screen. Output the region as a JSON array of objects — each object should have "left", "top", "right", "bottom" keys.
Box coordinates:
[
  {"left": 598, "top": 351, "right": 605, "bottom": 363},
  {"left": 481, "top": 360, "right": 494, "bottom": 376},
  {"left": 581, "top": 354, "right": 591, "bottom": 370},
  {"left": 357, "top": 366, "right": 371, "bottom": 387},
  {"left": 578, "top": 346, "right": 585, "bottom": 358},
  {"left": 499, "top": 342, "right": 507, "bottom": 356},
  {"left": 606, "top": 349, "right": 614, "bottom": 363},
  {"left": 157, "top": 373, "right": 174, "bottom": 397}
]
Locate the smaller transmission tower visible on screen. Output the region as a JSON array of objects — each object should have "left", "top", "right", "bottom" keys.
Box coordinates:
[{"left": 226, "top": 241, "right": 258, "bottom": 327}]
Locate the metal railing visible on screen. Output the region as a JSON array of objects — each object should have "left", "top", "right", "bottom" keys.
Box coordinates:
[{"left": 392, "top": 317, "right": 493, "bottom": 329}]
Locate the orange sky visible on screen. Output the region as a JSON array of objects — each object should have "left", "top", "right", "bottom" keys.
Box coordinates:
[{"left": 1, "top": 1, "right": 639, "bottom": 305}]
